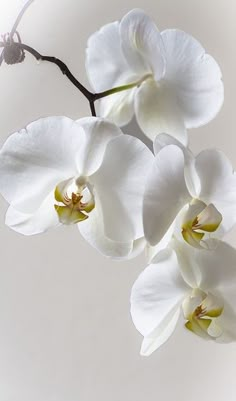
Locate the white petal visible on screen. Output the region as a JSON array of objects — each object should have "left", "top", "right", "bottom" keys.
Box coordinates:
[
  {"left": 0, "top": 116, "right": 81, "bottom": 213},
  {"left": 194, "top": 241, "right": 236, "bottom": 293},
  {"left": 153, "top": 133, "right": 190, "bottom": 155},
  {"left": 120, "top": 9, "right": 165, "bottom": 80},
  {"left": 97, "top": 89, "right": 135, "bottom": 127},
  {"left": 207, "top": 319, "right": 223, "bottom": 338},
  {"left": 134, "top": 79, "right": 188, "bottom": 144},
  {"left": 195, "top": 203, "right": 222, "bottom": 232},
  {"left": 86, "top": 20, "right": 137, "bottom": 126},
  {"left": 131, "top": 249, "right": 187, "bottom": 348},
  {"left": 140, "top": 308, "right": 180, "bottom": 356},
  {"left": 0, "top": 117, "right": 122, "bottom": 216},
  {"left": 86, "top": 21, "right": 136, "bottom": 92},
  {"left": 174, "top": 239, "right": 236, "bottom": 300},
  {"left": 92, "top": 134, "right": 153, "bottom": 242},
  {"left": 172, "top": 238, "right": 202, "bottom": 289},
  {"left": 79, "top": 201, "right": 134, "bottom": 259},
  {"left": 154, "top": 133, "right": 200, "bottom": 197},
  {"left": 143, "top": 145, "right": 190, "bottom": 246},
  {"left": 216, "top": 297, "right": 236, "bottom": 343},
  {"left": 146, "top": 222, "right": 175, "bottom": 264},
  {"left": 181, "top": 200, "right": 222, "bottom": 249},
  {"left": 5, "top": 191, "right": 60, "bottom": 235},
  {"left": 126, "top": 237, "right": 147, "bottom": 260},
  {"left": 161, "top": 29, "right": 224, "bottom": 128},
  {"left": 195, "top": 149, "right": 236, "bottom": 235},
  {"left": 193, "top": 242, "right": 236, "bottom": 343},
  {"left": 75, "top": 117, "right": 122, "bottom": 176}
]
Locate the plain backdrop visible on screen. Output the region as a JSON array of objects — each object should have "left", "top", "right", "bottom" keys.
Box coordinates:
[{"left": 0, "top": 1, "right": 235, "bottom": 400}]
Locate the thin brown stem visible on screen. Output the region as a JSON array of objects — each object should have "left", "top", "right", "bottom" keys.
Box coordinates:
[{"left": 0, "top": 41, "right": 146, "bottom": 117}]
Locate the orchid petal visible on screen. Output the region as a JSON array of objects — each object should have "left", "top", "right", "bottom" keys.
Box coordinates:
[
  {"left": 131, "top": 248, "right": 188, "bottom": 354},
  {"left": 75, "top": 117, "right": 122, "bottom": 176},
  {"left": 0, "top": 116, "right": 81, "bottom": 213},
  {"left": 171, "top": 238, "right": 202, "bottom": 288},
  {"left": 161, "top": 29, "right": 224, "bottom": 128},
  {"left": 86, "top": 21, "right": 135, "bottom": 92},
  {"left": 120, "top": 9, "right": 165, "bottom": 80},
  {"left": 154, "top": 133, "right": 200, "bottom": 197},
  {"left": 146, "top": 222, "right": 175, "bottom": 264},
  {"left": 79, "top": 201, "right": 134, "bottom": 259},
  {"left": 92, "top": 134, "right": 153, "bottom": 242},
  {"left": 5, "top": 191, "right": 60, "bottom": 235},
  {"left": 0, "top": 117, "right": 123, "bottom": 216},
  {"left": 143, "top": 145, "right": 190, "bottom": 246},
  {"left": 97, "top": 89, "right": 135, "bottom": 127},
  {"left": 195, "top": 149, "right": 236, "bottom": 236},
  {"left": 134, "top": 79, "right": 187, "bottom": 144},
  {"left": 194, "top": 241, "right": 236, "bottom": 292},
  {"left": 86, "top": 21, "right": 136, "bottom": 126},
  {"left": 140, "top": 308, "right": 180, "bottom": 356}
]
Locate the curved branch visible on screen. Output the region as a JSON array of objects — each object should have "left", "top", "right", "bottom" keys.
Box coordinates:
[
  {"left": 0, "top": 41, "right": 143, "bottom": 117},
  {"left": 18, "top": 43, "right": 93, "bottom": 100},
  {"left": 0, "top": 41, "right": 96, "bottom": 116},
  {"left": 0, "top": 1, "right": 142, "bottom": 117}
]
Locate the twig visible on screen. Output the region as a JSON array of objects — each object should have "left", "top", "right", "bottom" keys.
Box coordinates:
[{"left": 0, "top": 41, "right": 143, "bottom": 116}]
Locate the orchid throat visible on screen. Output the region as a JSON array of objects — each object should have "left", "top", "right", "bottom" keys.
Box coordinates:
[{"left": 54, "top": 176, "right": 95, "bottom": 225}]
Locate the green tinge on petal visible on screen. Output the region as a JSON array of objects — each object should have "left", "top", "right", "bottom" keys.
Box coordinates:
[
  {"left": 182, "top": 202, "right": 222, "bottom": 248},
  {"left": 184, "top": 289, "right": 224, "bottom": 339},
  {"left": 182, "top": 227, "right": 204, "bottom": 248},
  {"left": 205, "top": 307, "right": 224, "bottom": 318},
  {"left": 185, "top": 317, "right": 212, "bottom": 337},
  {"left": 83, "top": 200, "right": 95, "bottom": 213},
  {"left": 194, "top": 204, "right": 222, "bottom": 233},
  {"left": 54, "top": 185, "right": 65, "bottom": 203},
  {"left": 54, "top": 205, "right": 88, "bottom": 225},
  {"left": 196, "top": 317, "right": 212, "bottom": 332},
  {"left": 207, "top": 319, "right": 223, "bottom": 338},
  {"left": 197, "top": 223, "right": 221, "bottom": 233}
]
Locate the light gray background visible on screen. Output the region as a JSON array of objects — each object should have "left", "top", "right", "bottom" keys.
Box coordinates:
[{"left": 0, "top": 0, "right": 235, "bottom": 400}]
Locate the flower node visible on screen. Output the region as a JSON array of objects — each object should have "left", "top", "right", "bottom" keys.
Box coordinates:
[{"left": 2, "top": 32, "right": 25, "bottom": 65}]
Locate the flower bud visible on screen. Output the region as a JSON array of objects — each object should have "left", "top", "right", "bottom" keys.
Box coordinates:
[{"left": 3, "top": 43, "right": 25, "bottom": 65}]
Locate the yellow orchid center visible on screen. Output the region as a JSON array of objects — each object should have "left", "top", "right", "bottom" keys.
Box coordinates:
[
  {"left": 181, "top": 199, "right": 222, "bottom": 248},
  {"left": 54, "top": 176, "right": 95, "bottom": 225},
  {"left": 182, "top": 289, "right": 224, "bottom": 339}
]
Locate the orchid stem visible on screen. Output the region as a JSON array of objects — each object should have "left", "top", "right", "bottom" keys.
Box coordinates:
[
  {"left": 9, "top": 0, "right": 35, "bottom": 40},
  {"left": 94, "top": 74, "right": 151, "bottom": 100},
  {"left": 0, "top": 0, "right": 144, "bottom": 117},
  {"left": 0, "top": 41, "right": 144, "bottom": 117}
]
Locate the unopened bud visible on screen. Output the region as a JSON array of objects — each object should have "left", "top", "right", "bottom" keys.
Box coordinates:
[{"left": 3, "top": 43, "right": 25, "bottom": 65}]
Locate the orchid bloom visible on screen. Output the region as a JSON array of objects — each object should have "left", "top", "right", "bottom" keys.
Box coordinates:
[
  {"left": 0, "top": 116, "right": 153, "bottom": 259},
  {"left": 143, "top": 134, "right": 236, "bottom": 257},
  {"left": 131, "top": 239, "right": 236, "bottom": 356},
  {"left": 86, "top": 9, "right": 223, "bottom": 144}
]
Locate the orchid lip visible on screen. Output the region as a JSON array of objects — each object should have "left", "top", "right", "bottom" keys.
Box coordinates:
[
  {"left": 181, "top": 199, "right": 222, "bottom": 248},
  {"left": 54, "top": 177, "right": 95, "bottom": 225},
  {"left": 182, "top": 289, "right": 224, "bottom": 339}
]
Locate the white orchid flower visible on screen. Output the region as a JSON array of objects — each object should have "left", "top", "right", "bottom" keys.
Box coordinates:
[
  {"left": 0, "top": 116, "right": 153, "bottom": 259},
  {"left": 143, "top": 134, "right": 236, "bottom": 256},
  {"left": 131, "top": 239, "right": 236, "bottom": 356},
  {"left": 86, "top": 9, "right": 224, "bottom": 144}
]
